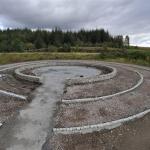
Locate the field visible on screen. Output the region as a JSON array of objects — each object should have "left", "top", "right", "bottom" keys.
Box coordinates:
[{"left": 0, "top": 47, "right": 150, "bottom": 66}]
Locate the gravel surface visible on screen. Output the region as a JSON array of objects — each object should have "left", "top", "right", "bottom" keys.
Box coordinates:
[
  {"left": 63, "top": 67, "right": 140, "bottom": 100},
  {"left": 48, "top": 113, "right": 150, "bottom": 150},
  {"left": 55, "top": 66, "right": 150, "bottom": 128},
  {"left": 0, "top": 95, "right": 25, "bottom": 123},
  {"left": 0, "top": 67, "right": 39, "bottom": 126},
  {"left": 0, "top": 65, "right": 98, "bottom": 150},
  {"left": 0, "top": 73, "right": 39, "bottom": 95},
  {"left": 0, "top": 60, "right": 150, "bottom": 150}
]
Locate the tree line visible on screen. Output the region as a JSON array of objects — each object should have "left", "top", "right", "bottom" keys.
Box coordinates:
[{"left": 0, "top": 28, "right": 126, "bottom": 52}]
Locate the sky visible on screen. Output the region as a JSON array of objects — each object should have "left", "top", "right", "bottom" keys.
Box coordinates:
[{"left": 0, "top": 0, "right": 150, "bottom": 47}]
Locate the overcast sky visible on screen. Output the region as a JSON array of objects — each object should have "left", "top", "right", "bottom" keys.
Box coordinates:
[{"left": 0, "top": 0, "right": 150, "bottom": 46}]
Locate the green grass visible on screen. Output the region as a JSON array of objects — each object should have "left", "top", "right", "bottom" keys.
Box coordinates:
[
  {"left": 0, "top": 52, "right": 149, "bottom": 67},
  {"left": 0, "top": 52, "right": 99, "bottom": 64}
]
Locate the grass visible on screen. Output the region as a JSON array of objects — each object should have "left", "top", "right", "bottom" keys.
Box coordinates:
[
  {"left": 0, "top": 52, "right": 99, "bottom": 64},
  {"left": 0, "top": 51, "right": 149, "bottom": 67}
]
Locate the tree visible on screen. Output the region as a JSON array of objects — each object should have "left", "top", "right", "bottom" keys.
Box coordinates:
[
  {"left": 0, "top": 28, "right": 125, "bottom": 52},
  {"left": 113, "top": 35, "right": 124, "bottom": 48},
  {"left": 50, "top": 28, "right": 63, "bottom": 46},
  {"left": 25, "top": 42, "right": 35, "bottom": 50},
  {"left": 124, "top": 35, "right": 130, "bottom": 47},
  {"left": 34, "top": 36, "right": 46, "bottom": 49},
  {"left": 0, "top": 40, "right": 9, "bottom": 52},
  {"left": 11, "top": 39, "right": 25, "bottom": 52}
]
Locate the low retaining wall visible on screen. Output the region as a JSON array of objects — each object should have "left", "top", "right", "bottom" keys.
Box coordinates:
[
  {"left": 0, "top": 60, "right": 117, "bottom": 103},
  {"left": 0, "top": 66, "right": 28, "bottom": 100},
  {"left": 66, "top": 65, "right": 117, "bottom": 86},
  {"left": 53, "top": 109, "right": 150, "bottom": 134},
  {"left": 0, "top": 90, "right": 26, "bottom": 100},
  {"left": 54, "top": 71, "right": 144, "bottom": 134},
  {"left": 62, "top": 70, "right": 143, "bottom": 103},
  {"left": 14, "top": 61, "right": 117, "bottom": 85},
  {"left": 15, "top": 66, "right": 42, "bottom": 83},
  {"left": 54, "top": 66, "right": 150, "bottom": 135}
]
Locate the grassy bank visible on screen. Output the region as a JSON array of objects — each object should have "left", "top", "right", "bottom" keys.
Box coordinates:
[{"left": 0, "top": 51, "right": 149, "bottom": 67}]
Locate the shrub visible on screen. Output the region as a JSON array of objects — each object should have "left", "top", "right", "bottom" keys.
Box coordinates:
[
  {"left": 58, "top": 43, "right": 71, "bottom": 52},
  {"left": 127, "top": 51, "right": 147, "bottom": 60},
  {"left": 48, "top": 45, "right": 58, "bottom": 52}
]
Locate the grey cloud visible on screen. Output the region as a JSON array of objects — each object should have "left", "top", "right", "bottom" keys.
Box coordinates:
[{"left": 0, "top": 0, "right": 150, "bottom": 46}]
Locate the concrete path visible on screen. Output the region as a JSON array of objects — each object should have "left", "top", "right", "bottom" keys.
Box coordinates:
[{"left": 0, "top": 66, "right": 98, "bottom": 150}]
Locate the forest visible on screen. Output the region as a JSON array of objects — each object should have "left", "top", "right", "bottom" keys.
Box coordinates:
[{"left": 0, "top": 28, "right": 125, "bottom": 52}]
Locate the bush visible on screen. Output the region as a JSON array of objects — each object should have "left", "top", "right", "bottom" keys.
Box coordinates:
[
  {"left": 11, "top": 39, "right": 25, "bottom": 52},
  {"left": 98, "top": 49, "right": 128, "bottom": 59},
  {"left": 48, "top": 45, "right": 58, "bottom": 52},
  {"left": 58, "top": 43, "right": 71, "bottom": 52},
  {"left": 25, "top": 43, "right": 35, "bottom": 51},
  {"left": 127, "top": 51, "right": 147, "bottom": 60}
]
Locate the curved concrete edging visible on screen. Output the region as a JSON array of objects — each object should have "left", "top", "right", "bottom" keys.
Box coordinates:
[
  {"left": 0, "top": 64, "right": 23, "bottom": 73},
  {"left": 0, "top": 60, "right": 116, "bottom": 103},
  {"left": 0, "top": 90, "right": 26, "bottom": 100},
  {"left": 62, "top": 70, "right": 144, "bottom": 104},
  {"left": 53, "top": 108, "right": 150, "bottom": 134},
  {"left": 66, "top": 66, "right": 117, "bottom": 86},
  {"left": 0, "top": 65, "right": 29, "bottom": 101},
  {"left": 14, "top": 61, "right": 117, "bottom": 85},
  {"left": 14, "top": 62, "right": 54, "bottom": 83},
  {"left": 0, "top": 62, "right": 50, "bottom": 101},
  {"left": 0, "top": 62, "right": 44, "bottom": 127},
  {"left": 53, "top": 65, "right": 149, "bottom": 135},
  {"left": 15, "top": 66, "right": 42, "bottom": 83}
]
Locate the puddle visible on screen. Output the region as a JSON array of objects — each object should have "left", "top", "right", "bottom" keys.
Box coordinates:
[{"left": 0, "top": 66, "right": 98, "bottom": 150}]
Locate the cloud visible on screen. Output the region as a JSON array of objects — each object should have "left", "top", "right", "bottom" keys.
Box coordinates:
[
  {"left": 130, "top": 33, "right": 150, "bottom": 47},
  {"left": 0, "top": 0, "right": 150, "bottom": 46}
]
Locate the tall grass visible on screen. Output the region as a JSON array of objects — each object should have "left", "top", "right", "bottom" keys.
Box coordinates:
[
  {"left": 0, "top": 52, "right": 99, "bottom": 64},
  {"left": 0, "top": 51, "right": 149, "bottom": 67}
]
